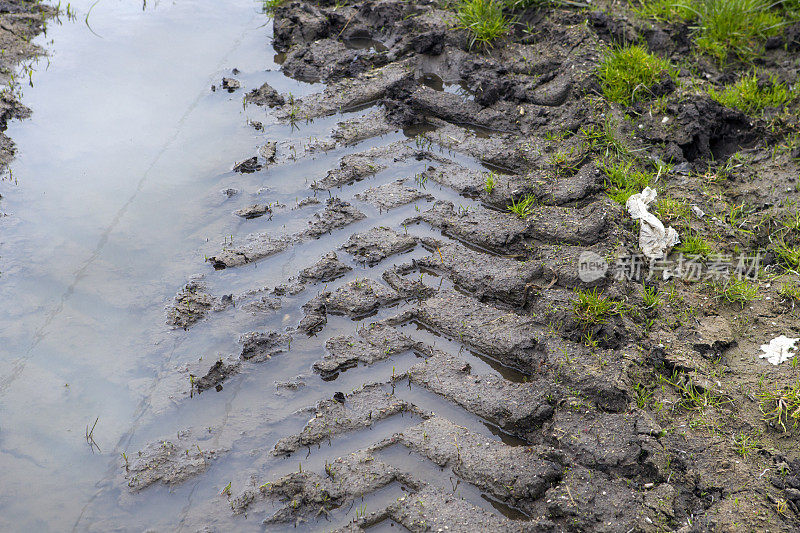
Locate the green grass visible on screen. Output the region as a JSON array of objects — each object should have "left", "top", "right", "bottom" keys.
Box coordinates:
[
  {"left": 507, "top": 193, "right": 536, "bottom": 218},
  {"left": 709, "top": 73, "right": 796, "bottom": 115},
  {"left": 709, "top": 277, "right": 759, "bottom": 306},
  {"left": 656, "top": 197, "right": 690, "bottom": 222},
  {"left": 779, "top": 281, "right": 800, "bottom": 301},
  {"left": 600, "top": 158, "right": 653, "bottom": 204},
  {"left": 637, "top": 0, "right": 787, "bottom": 63},
  {"left": 635, "top": 0, "right": 696, "bottom": 21},
  {"left": 694, "top": 0, "right": 784, "bottom": 63},
  {"left": 675, "top": 233, "right": 712, "bottom": 257},
  {"left": 733, "top": 432, "right": 760, "bottom": 458},
  {"left": 641, "top": 285, "right": 661, "bottom": 309},
  {"left": 658, "top": 369, "right": 730, "bottom": 411},
  {"left": 261, "top": 0, "right": 284, "bottom": 13},
  {"left": 596, "top": 45, "right": 676, "bottom": 106},
  {"left": 775, "top": 241, "right": 800, "bottom": 270},
  {"left": 759, "top": 382, "right": 800, "bottom": 432},
  {"left": 454, "top": 0, "right": 510, "bottom": 49},
  {"left": 571, "top": 287, "right": 627, "bottom": 326},
  {"left": 782, "top": 210, "right": 800, "bottom": 231},
  {"left": 581, "top": 117, "right": 630, "bottom": 157},
  {"left": 633, "top": 382, "right": 654, "bottom": 408},
  {"left": 483, "top": 172, "right": 496, "bottom": 194}
]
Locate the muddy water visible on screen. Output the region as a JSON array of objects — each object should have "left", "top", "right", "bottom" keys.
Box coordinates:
[
  {"left": 0, "top": 0, "right": 319, "bottom": 529},
  {"left": 0, "top": 1, "right": 513, "bottom": 531}
]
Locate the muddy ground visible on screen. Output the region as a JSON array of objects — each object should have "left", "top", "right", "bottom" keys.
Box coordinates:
[
  {"left": 97, "top": 0, "right": 800, "bottom": 531},
  {"left": 0, "top": 0, "right": 53, "bottom": 167},
  {"left": 0, "top": 0, "right": 53, "bottom": 218}
]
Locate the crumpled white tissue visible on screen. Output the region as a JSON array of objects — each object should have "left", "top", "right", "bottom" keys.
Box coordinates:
[
  {"left": 626, "top": 187, "right": 680, "bottom": 259},
  {"left": 759, "top": 335, "right": 800, "bottom": 365}
]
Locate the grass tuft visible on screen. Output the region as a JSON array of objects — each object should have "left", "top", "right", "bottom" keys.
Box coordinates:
[
  {"left": 656, "top": 197, "right": 690, "bottom": 222},
  {"left": 572, "top": 287, "right": 627, "bottom": 326},
  {"left": 759, "top": 382, "right": 800, "bottom": 432},
  {"left": 641, "top": 285, "right": 661, "bottom": 309},
  {"left": 261, "top": 0, "right": 284, "bottom": 13},
  {"left": 600, "top": 157, "right": 653, "bottom": 204},
  {"left": 779, "top": 281, "right": 800, "bottom": 301},
  {"left": 507, "top": 193, "right": 536, "bottom": 218},
  {"left": 675, "top": 233, "right": 712, "bottom": 257},
  {"left": 658, "top": 369, "right": 730, "bottom": 411},
  {"left": 709, "top": 277, "right": 759, "bottom": 307},
  {"left": 694, "top": 0, "right": 784, "bottom": 63},
  {"left": 635, "top": 0, "right": 696, "bottom": 21},
  {"left": 775, "top": 241, "right": 800, "bottom": 270},
  {"left": 483, "top": 171, "right": 496, "bottom": 194},
  {"left": 709, "top": 73, "right": 796, "bottom": 115},
  {"left": 454, "top": 0, "right": 510, "bottom": 49},
  {"left": 596, "top": 45, "right": 676, "bottom": 106}
]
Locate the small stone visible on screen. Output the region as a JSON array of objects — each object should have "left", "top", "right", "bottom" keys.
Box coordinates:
[{"left": 221, "top": 77, "right": 240, "bottom": 91}]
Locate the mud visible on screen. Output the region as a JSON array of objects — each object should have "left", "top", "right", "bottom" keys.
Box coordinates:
[
  {"left": 125, "top": 429, "right": 226, "bottom": 491},
  {"left": 166, "top": 278, "right": 232, "bottom": 329},
  {"left": 83, "top": 0, "right": 800, "bottom": 530},
  {"left": 0, "top": 1, "right": 54, "bottom": 170}
]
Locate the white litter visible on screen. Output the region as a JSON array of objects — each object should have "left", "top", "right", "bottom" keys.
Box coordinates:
[
  {"left": 626, "top": 187, "right": 680, "bottom": 259},
  {"left": 759, "top": 335, "right": 799, "bottom": 365}
]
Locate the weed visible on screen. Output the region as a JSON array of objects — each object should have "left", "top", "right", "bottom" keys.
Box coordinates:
[
  {"left": 774, "top": 241, "right": 800, "bottom": 270},
  {"left": 261, "top": 0, "right": 284, "bottom": 13},
  {"left": 571, "top": 287, "right": 627, "bottom": 326},
  {"left": 634, "top": 382, "right": 653, "bottom": 408},
  {"left": 641, "top": 285, "right": 661, "bottom": 309},
  {"left": 658, "top": 370, "right": 729, "bottom": 411},
  {"left": 733, "top": 431, "right": 759, "bottom": 458},
  {"left": 694, "top": 0, "right": 784, "bottom": 63},
  {"left": 548, "top": 147, "right": 581, "bottom": 176},
  {"left": 600, "top": 157, "right": 652, "bottom": 204},
  {"left": 782, "top": 210, "right": 800, "bottom": 231},
  {"left": 759, "top": 382, "right": 800, "bottom": 432},
  {"left": 709, "top": 73, "right": 796, "bottom": 115},
  {"left": 507, "top": 193, "right": 536, "bottom": 218},
  {"left": 483, "top": 171, "right": 496, "bottom": 194},
  {"left": 656, "top": 197, "right": 690, "bottom": 222},
  {"left": 635, "top": 0, "right": 695, "bottom": 21},
  {"left": 85, "top": 416, "right": 100, "bottom": 453},
  {"left": 596, "top": 45, "right": 676, "bottom": 106},
  {"left": 286, "top": 93, "right": 301, "bottom": 125},
  {"left": 581, "top": 117, "right": 630, "bottom": 157},
  {"left": 675, "top": 233, "right": 712, "bottom": 257},
  {"left": 709, "top": 277, "right": 759, "bottom": 307},
  {"left": 724, "top": 202, "right": 748, "bottom": 230},
  {"left": 454, "top": 0, "right": 510, "bottom": 49},
  {"left": 779, "top": 281, "right": 800, "bottom": 301}
]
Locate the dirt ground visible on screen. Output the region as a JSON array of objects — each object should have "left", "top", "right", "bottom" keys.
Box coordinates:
[{"left": 24, "top": 0, "right": 800, "bottom": 531}]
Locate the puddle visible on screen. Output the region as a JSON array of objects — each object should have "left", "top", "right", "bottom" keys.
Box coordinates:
[
  {"left": 0, "top": 0, "right": 530, "bottom": 530},
  {"left": 418, "top": 72, "right": 473, "bottom": 100},
  {"left": 0, "top": 0, "right": 321, "bottom": 529},
  {"left": 343, "top": 36, "right": 389, "bottom": 52}
]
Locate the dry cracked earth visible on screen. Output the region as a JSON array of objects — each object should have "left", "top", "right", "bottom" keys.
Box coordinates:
[{"left": 121, "top": 1, "right": 800, "bottom": 531}]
